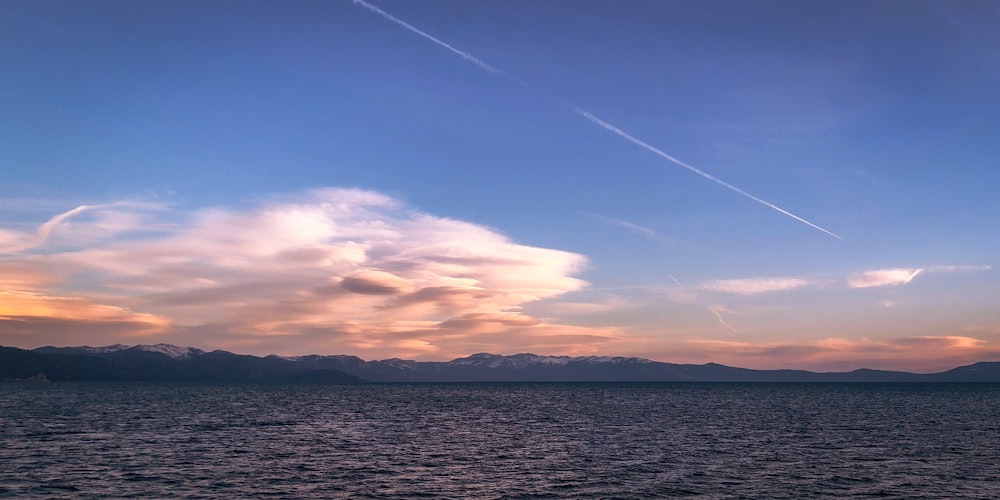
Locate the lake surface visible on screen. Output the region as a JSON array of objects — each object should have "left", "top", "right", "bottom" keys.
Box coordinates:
[{"left": 1, "top": 382, "right": 998, "bottom": 498}]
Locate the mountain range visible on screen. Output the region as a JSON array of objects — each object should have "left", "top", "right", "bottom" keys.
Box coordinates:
[{"left": 2, "top": 344, "right": 1000, "bottom": 383}]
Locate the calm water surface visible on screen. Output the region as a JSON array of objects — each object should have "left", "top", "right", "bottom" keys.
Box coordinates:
[{"left": 1, "top": 382, "right": 998, "bottom": 498}]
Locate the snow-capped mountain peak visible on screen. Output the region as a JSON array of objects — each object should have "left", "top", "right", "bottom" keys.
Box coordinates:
[
  {"left": 78, "top": 344, "right": 131, "bottom": 354},
  {"left": 133, "top": 344, "right": 204, "bottom": 359}
]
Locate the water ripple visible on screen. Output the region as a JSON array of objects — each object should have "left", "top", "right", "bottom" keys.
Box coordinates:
[{"left": 1, "top": 382, "right": 998, "bottom": 498}]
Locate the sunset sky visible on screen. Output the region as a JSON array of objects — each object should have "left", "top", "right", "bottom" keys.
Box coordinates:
[{"left": 2, "top": 0, "right": 999, "bottom": 371}]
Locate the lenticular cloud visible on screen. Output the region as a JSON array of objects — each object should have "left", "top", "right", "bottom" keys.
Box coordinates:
[{"left": 0, "top": 188, "right": 590, "bottom": 357}]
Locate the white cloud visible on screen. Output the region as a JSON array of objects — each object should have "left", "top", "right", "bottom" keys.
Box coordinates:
[{"left": 846, "top": 268, "right": 923, "bottom": 288}]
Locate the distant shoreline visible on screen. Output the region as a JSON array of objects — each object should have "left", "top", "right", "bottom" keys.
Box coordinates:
[{"left": 4, "top": 345, "right": 1000, "bottom": 383}]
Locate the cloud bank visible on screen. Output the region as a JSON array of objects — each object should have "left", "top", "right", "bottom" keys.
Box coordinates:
[
  {"left": 0, "top": 188, "right": 593, "bottom": 358},
  {"left": 1, "top": 188, "right": 995, "bottom": 369}
]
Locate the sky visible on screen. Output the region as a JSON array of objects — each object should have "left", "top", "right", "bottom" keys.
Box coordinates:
[{"left": 2, "top": 0, "right": 999, "bottom": 372}]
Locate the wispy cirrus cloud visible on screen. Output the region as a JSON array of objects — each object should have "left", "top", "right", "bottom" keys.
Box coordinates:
[
  {"left": 699, "top": 277, "right": 817, "bottom": 295},
  {"left": 593, "top": 215, "right": 662, "bottom": 241},
  {"left": 927, "top": 264, "right": 992, "bottom": 273},
  {"left": 689, "top": 264, "right": 991, "bottom": 297},
  {"left": 612, "top": 220, "right": 659, "bottom": 240},
  {"left": 0, "top": 201, "right": 167, "bottom": 254},
  {"left": 653, "top": 264, "right": 993, "bottom": 337},
  {"left": 0, "top": 188, "right": 598, "bottom": 359}
]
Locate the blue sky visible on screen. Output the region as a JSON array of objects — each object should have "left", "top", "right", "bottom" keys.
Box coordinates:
[{"left": 2, "top": 0, "right": 998, "bottom": 371}]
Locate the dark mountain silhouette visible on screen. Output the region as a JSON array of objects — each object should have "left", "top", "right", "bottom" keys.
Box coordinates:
[
  {"left": 922, "top": 362, "right": 1000, "bottom": 382},
  {"left": 4, "top": 345, "right": 1000, "bottom": 383},
  {"left": 289, "top": 353, "right": 959, "bottom": 383},
  {"left": 2, "top": 345, "right": 359, "bottom": 384}
]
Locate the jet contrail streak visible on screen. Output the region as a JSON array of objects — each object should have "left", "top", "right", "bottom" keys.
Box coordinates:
[
  {"left": 352, "top": 0, "right": 523, "bottom": 85},
  {"left": 351, "top": 0, "right": 840, "bottom": 240},
  {"left": 573, "top": 108, "right": 842, "bottom": 239}
]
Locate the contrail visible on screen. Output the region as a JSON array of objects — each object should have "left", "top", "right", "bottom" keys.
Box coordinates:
[
  {"left": 709, "top": 306, "right": 738, "bottom": 335},
  {"left": 351, "top": 0, "right": 522, "bottom": 85},
  {"left": 351, "top": 0, "right": 840, "bottom": 239},
  {"left": 573, "top": 108, "right": 842, "bottom": 239}
]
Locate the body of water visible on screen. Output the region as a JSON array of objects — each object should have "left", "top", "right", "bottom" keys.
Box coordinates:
[{"left": 1, "top": 382, "right": 998, "bottom": 498}]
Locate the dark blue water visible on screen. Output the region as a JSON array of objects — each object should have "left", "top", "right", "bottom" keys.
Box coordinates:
[{"left": 1, "top": 383, "right": 998, "bottom": 498}]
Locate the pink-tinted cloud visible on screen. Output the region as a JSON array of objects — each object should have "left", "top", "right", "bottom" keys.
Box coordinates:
[
  {"left": 0, "top": 287, "right": 170, "bottom": 347},
  {"left": 0, "top": 188, "right": 592, "bottom": 358},
  {"left": 0, "top": 262, "right": 170, "bottom": 345},
  {"left": 439, "top": 312, "right": 541, "bottom": 332},
  {"left": 2, "top": 189, "right": 995, "bottom": 369},
  {"left": 699, "top": 277, "right": 816, "bottom": 295},
  {"left": 847, "top": 268, "right": 923, "bottom": 288},
  {"left": 659, "top": 335, "right": 1000, "bottom": 373},
  {"left": 680, "top": 264, "right": 990, "bottom": 300},
  {"left": 340, "top": 270, "right": 416, "bottom": 295}
]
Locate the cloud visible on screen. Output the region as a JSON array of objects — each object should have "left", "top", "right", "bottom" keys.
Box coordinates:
[
  {"left": 0, "top": 201, "right": 168, "bottom": 254},
  {"left": 3, "top": 189, "right": 994, "bottom": 366},
  {"left": 887, "top": 336, "right": 985, "bottom": 349},
  {"left": 927, "top": 264, "right": 992, "bottom": 273},
  {"left": 438, "top": 312, "right": 541, "bottom": 334},
  {"left": 341, "top": 270, "right": 415, "bottom": 295},
  {"left": 0, "top": 287, "right": 170, "bottom": 346},
  {"left": 675, "top": 263, "right": 990, "bottom": 302},
  {"left": 527, "top": 296, "right": 633, "bottom": 316},
  {"left": 0, "top": 204, "right": 98, "bottom": 253},
  {"left": 0, "top": 188, "right": 591, "bottom": 358},
  {"left": 0, "top": 290, "right": 168, "bottom": 328},
  {"left": 847, "top": 268, "right": 923, "bottom": 288},
  {"left": 616, "top": 220, "right": 658, "bottom": 239},
  {"left": 670, "top": 335, "right": 1000, "bottom": 372},
  {"left": 593, "top": 215, "right": 662, "bottom": 241},
  {"left": 699, "top": 277, "right": 816, "bottom": 295}
]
